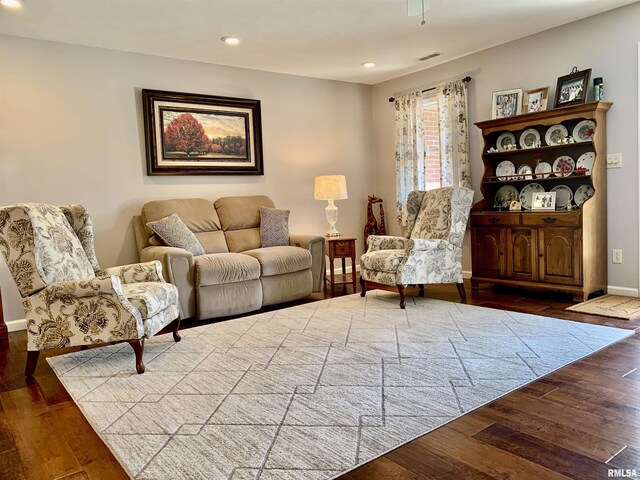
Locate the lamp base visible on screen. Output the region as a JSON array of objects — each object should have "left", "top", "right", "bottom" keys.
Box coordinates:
[{"left": 324, "top": 201, "right": 341, "bottom": 238}]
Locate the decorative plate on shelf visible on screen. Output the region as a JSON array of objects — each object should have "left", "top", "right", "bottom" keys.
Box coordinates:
[
  {"left": 517, "top": 164, "right": 534, "bottom": 180},
  {"left": 550, "top": 185, "right": 573, "bottom": 210},
  {"left": 545, "top": 124, "right": 569, "bottom": 145},
  {"left": 519, "top": 183, "right": 545, "bottom": 210},
  {"left": 534, "top": 161, "right": 552, "bottom": 179},
  {"left": 494, "top": 185, "right": 519, "bottom": 207},
  {"left": 576, "top": 152, "right": 595, "bottom": 175},
  {"left": 552, "top": 155, "right": 575, "bottom": 177},
  {"left": 573, "top": 120, "right": 596, "bottom": 142},
  {"left": 574, "top": 184, "right": 595, "bottom": 207},
  {"left": 519, "top": 129, "right": 540, "bottom": 149},
  {"left": 496, "top": 132, "right": 517, "bottom": 151},
  {"left": 496, "top": 160, "right": 516, "bottom": 180}
]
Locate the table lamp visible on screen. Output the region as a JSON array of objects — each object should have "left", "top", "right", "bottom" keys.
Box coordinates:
[{"left": 314, "top": 175, "right": 348, "bottom": 237}]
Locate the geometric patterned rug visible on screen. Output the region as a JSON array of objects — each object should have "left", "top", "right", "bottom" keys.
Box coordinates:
[{"left": 48, "top": 290, "right": 634, "bottom": 480}]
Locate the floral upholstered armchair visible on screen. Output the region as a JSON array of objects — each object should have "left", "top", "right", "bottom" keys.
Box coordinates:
[
  {"left": 0, "top": 204, "right": 181, "bottom": 376},
  {"left": 360, "top": 187, "right": 474, "bottom": 308}
]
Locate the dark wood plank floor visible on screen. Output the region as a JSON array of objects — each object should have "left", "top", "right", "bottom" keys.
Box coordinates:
[{"left": 1, "top": 281, "right": 638, "bottom": 479}]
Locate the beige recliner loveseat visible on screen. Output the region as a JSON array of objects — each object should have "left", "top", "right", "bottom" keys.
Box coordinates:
[{"left": 133, "top": 196, "right": 325, "bottom": 320}]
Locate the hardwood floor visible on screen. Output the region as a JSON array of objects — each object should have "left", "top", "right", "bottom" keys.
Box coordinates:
[{"left": 0, "top": 282, "right": 638, "bottom": 479}]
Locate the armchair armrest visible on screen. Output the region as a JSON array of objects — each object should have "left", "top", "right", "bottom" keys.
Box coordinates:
[
  {"left": 36, "top": 275, "right": 123, "bottom": 300},
  {"left": 23, "top": 275, "right": 144, "bottom": 351},
  {"left": 140, "top": 246, "right": 195, "bottom": 318},
  {"left": 289, "top": 233, "right": 325, "bottom": 293},
  {"left": 367, "top": 235, "right": 409, "bottom": 251},
  {"left": 405, "top": 239, "right": 451, "bottom": 252},
  {"left": 102, "top": 261, "right": 164, "bottom": 284}
]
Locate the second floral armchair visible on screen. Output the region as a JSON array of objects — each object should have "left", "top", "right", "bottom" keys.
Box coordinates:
[{"left": 360, "top": 187, "right": 474, "bottom": 308}]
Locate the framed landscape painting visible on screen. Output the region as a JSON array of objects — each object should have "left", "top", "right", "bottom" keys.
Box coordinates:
[{"left": 142, "top": 89, "right": 263, "bottom": 175}]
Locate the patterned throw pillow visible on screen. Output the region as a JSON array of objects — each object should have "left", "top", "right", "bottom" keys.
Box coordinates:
[
  {"left": 259, "top": 206, "right": 290, "bottom": 247},
  {"left": 146, "top": 213, "right": 205, "bottom": 256}
]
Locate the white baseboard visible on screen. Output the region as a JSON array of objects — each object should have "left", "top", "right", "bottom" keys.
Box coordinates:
[
  {"left": 326, "top": 264, "right": 360, "bottom": 275},
  {"left": 462, "top": 270, "right": 472, "bottom": 279},
  {"left": 6, "top": 318, "right": 26, "bottom": 332},
  {"left": 607, "top": 286, "right": 639, "bottom": 297}
]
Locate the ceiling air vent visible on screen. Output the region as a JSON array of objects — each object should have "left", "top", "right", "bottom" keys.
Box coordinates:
[{"left": 419, "top": 52, "right": 442, "bottom": 61}]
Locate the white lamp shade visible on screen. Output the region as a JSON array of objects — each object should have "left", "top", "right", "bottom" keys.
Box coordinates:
[{"left": 314, "top": 175, "right": 348, "bottom": 201}]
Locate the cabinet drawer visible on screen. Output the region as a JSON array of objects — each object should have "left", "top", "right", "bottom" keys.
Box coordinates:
[
  {"left": 333, "top": 241, "right": 354, "bottom": 256},
  {"left": 471, "top": 213, "right": 520, "bottom": 226},
  {"left": 522, "top": 213, "right": 581, "bottom": 227}
]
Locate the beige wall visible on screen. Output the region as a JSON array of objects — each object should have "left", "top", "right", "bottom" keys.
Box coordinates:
[
  {"left": 372, "top": 3, "right": 640, "bottom": 292},
  {"left": 0, "top": 36, "right": 374, "bottom": 321}
]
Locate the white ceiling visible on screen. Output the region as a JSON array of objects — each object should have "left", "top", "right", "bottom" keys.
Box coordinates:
[{"left": 0, "top": 0, "right": 637, "bottom": 85}]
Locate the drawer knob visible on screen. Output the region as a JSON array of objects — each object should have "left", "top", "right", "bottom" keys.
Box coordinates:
[
  {"left": 543, "top": 217, "right": 557, "bottom": 224},
  {"left": 489, "top": 216, "right": 501, "bottom": 223}
]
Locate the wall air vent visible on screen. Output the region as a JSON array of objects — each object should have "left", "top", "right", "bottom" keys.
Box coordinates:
[{"left": 419, "top": 52, "right": 443, "bottom": 61}]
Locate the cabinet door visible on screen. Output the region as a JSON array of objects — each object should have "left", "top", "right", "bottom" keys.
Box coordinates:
[
  {"left": 472, "top": 227, "right": 505, "bottom": 278},
  {"left": 538, "top": 228, "right": 582, "bottom": 285},
  {"left": 507, "top": 228, "right": 538, "bottom": 281}
]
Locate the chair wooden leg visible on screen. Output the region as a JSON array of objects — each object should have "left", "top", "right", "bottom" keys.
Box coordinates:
[
  {"left": 457, "top": 282, "right": 467, "bottom": 302},
  {"left": 418, "top": 284, "right": 425, "bottom": 297},
  {"left": 172, "top": 317, "right": 182, "bottom": 342},
  {"left": 397, "top": 284, "right": 406, "bottom": 309},
  {"left": 25, "top": 350, "right": 40, "bottom": 377},
  {"left": 128, "top": 339, "right": 145, "bottom": 374},
  {"left": 360, "top": 276, "right": 367, "bottom": 297}
]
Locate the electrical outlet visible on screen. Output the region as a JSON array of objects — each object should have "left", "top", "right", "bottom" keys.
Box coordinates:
[
  {"left": 613, "top": 249, "right": 622, "bottom": 264},
  {"left": 607, "top": 153, "right": 622, "bottom": 168}
]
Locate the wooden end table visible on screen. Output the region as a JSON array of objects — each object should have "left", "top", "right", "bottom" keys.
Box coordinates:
[{"left": 325, "top": 236, "right": 357, "bottom": 295}]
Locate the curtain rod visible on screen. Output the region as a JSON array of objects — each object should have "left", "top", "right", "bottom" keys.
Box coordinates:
[{"left": 388, "top": 76, "right": 472, "bottom": 103}]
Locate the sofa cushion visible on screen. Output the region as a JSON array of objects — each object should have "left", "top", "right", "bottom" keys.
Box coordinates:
[
  {"left": 123, "top": 282, "right": 178, "bottom": 319},
  {"left": 194, "top": 231, "right": 230, "bottom": 254},
  {"left": 147, "top": 214, "right": 206, "bottom": 256},
  {"left": 195, "top": 253, "right": 260, "bottom": 286},
  {"left": 214, "top": 195, "right": 275, "bottom": 231},
  {"left": 224, "top": 228, "right": 262, "bottom": 253},
  {"left": 143, "top": 198, "right": 223, "bottom": 234},
  {"left": 260, "top": 206, "right": 290, "bottom": 247},
  {"left": 242, "top": 246, "right": 312, "bottom": 277}
]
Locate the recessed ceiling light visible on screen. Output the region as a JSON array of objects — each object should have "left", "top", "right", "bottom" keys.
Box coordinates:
[
  {"left": 362, "top": 62, "right": 376, "bottom": 68},
  {"left": 221, "top": 36, "right": 240, "bottom": 46},
  {"left": 1, "top": 0, "right": 23, "bottom": 8}
]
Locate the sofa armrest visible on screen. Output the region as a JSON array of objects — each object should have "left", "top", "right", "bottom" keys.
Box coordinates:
[
  {"left": 141, "top": 246, "right": 195, "bottom": 319},
  {"left": 290, "top": 233, "right": 325, "bottom": 292},
  {"left": 102, "top": 261, "right": 164, "bottom": 284}
]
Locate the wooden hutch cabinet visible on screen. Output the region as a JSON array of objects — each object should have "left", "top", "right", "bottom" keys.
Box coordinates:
[{"left": 470, "top": 101, "right": 611, "bottom": 301}]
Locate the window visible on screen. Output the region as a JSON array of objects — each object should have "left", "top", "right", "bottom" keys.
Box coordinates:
[{"left": 423, "top": 90, "right": 441, "bottom": 191}]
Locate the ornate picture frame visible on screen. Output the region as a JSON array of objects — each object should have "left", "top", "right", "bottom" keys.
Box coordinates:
[
  {"left": 142, "top": 89, "right": 264, "bottom": 176},
  {"left": 554, "top": 68, "right": 591, "bottom": 108}
]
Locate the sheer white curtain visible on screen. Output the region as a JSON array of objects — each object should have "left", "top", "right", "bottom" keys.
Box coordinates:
[
  {"left": 436, "top": 80, "right": 472, "bottom": 189},
  {"left": 394, "top": 91, "right": 425, "bottom": 225}
]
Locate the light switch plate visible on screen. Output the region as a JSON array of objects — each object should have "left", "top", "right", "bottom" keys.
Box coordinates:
[{"left": 607, "top": 153, "right": 622, "bottom": 168}]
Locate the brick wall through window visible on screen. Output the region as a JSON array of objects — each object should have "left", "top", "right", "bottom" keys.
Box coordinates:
[{"left": 423, "top": 92, "right": 441, "bottom": 191}]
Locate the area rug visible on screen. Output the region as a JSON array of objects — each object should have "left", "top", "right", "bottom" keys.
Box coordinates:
[
  {"left": 566, "top": 294, "right": 640, "bottom": 320},
  {"left": 48, "top": 290, "right": 634, "bottom": 480}
]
